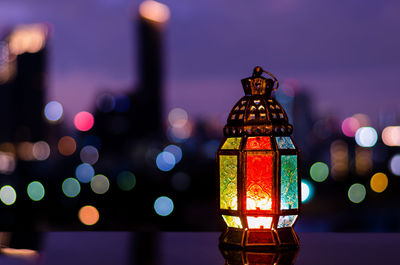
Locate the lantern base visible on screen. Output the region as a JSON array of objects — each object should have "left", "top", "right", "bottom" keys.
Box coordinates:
[{"left": 219, "top": 227, "right": 299, "bottom": 250}]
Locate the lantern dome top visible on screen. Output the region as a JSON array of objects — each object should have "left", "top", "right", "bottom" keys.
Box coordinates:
[{"left": 223, "top": 66, "right": 293, "bottom": 137}]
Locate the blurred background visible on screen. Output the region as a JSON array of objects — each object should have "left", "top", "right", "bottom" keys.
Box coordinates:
[{"left": 0, "top": 0, "right": 400, "bottom": 233}]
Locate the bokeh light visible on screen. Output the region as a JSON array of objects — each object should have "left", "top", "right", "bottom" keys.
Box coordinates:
[
  {"left": 341, "top": 117, "right": 360, "bottom": 137},
  {"left": 353, "top": 113, "right": 371, "bottom": 127},
  {"left": 117, "top": 171, "right": 136, "bottom": 191},
  {"left": 164, "top": 145, "right": 182, "bottom": 163},
  {"left": 62, "top": 178, "right": 81, "bottom": 198},
  {"left": 16, "top": 142, "right": 34, "bottom": 161},
  {"left": 80, "top": 145, "right": 99, "bottom": 165},
  {"left": 32, "top": 141, "right": 50, "bottom": 160},
  {"left": 154, "top": 196, "right": 174, "bottom": 216},
  {"left": 58, "top": 136, "right": 76, "bottom": 156},
  {"left": 0, "top": 185, "right": 16, "bottom": 205},
  {"left": 78, "top": 205, "right": 99, "bottom": 226},
  {"left": 348, "top": 183, "right": 366, "bottom": 203},
  {"left": 355, "top": 127, "right": 378, "bottom": 147},
  {"left": 0, "top": 151, "right": 16, "bottom": 175},
  {"left": 382, "top": 126, "right": 400, "bottom": 146},
  {"left": 171, "top": 172, "right": 191, "bottom": 191},
  {"left": 330, "top": 140, "right": 348, "bottom": 180},
  {"left": 74, "top": 111, "right": 94, "bottom": 132},
  {"left": 370, "top": 173, "right": 388, "bottom": 193},
  {"left": 27, "top": 181, "right": 45, "bottom": 201},
  {"left": 310, "top": 162, "right": 329, "bottom": 182},
  {"left": 9, "top": 24, "right": 47, "bottom": 55},
  {"left": 139, "top": 0, "right": 170, "bottom": 23},
  {"left": 168, "top": 108, "right": 188, "bottom": 128},
  {"left": 389, "top": 154, "right": 400, "bottom": 176},
  {"left": 44, "top": 101, "right": 63, "bottom": 123},
  {"left": 301, "top": 180, "right": 313, "bottom": 203},
  {"left": 156, "top": 151, "right": 176, "bottom": 171},
  {"left": 96, "top": 93, "right": 115, "bottom": 113},
  {"left": 90, "top": 174, "right": 110, "bottom": 194},
  {"left": 75, "top": 163, "right": 95, "bottom": 183}
]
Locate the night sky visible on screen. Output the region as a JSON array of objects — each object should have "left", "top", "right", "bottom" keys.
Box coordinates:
[{"left": 1, "top": 0, "right": 400, "bottom": 125}]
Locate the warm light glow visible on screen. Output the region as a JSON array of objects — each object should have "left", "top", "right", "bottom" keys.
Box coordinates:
[
  {"left": 355, "top": 147, "right": 372, "bottom": 176},
  {"left": 0, "top": 248, "right": 39, "bottom": 259},
  {"left": 9, "top": 24, "right": 47, "bottom": 55},
  {"left": 382, "top": 126, "right": 400, "bottom": 146},
  {"left": 58, "top": 136, "right": 77, "bottom": 156},
  {"left": 139, "top": 0, "right": 170, "bottom": 23},
  {"left": 330, "top": 140, "right": 348, "bottom": 180},
  {"left": 44, "top": 101, "right": 63, "bottom": 123},
  {"left": 310, "top": 162, "right": 329, "bottom": 182},
  {"left": 341, "top": 117, "right": 360, "bottom": 137},
  {"left": 247, "top": 217, "right": 272, "bottom": 229},
  {"left": 74, "top": 111, "right": 94, "bottom": 132},
  {"left": 90, "top": 174, "right": 110, "bottom": 194},
  {"left": 154, "top": 196, "right": 174, "bottom": 216},
  {"left": 348, "top": 183, "right": 366, "bottom": 203},
  {"left": 353, "top": 113, "right": 371, "bottom": 127},
  {"left": 247, "top": 198, "right": 272, "bottom": 211},
  {"left": 16, "top": 142, "right": 34, "bottom": 161},
  {"left": 0, "top": 185, "right": 16, "bottom": 205},
  {"left": 168, "top": 108, "right": 188, "bottom": 128},
  {"left": 27, "top": 181, "right": 45, "bottom": 201},
  {"left": 355, "top": 127, "right": 378, "bottom": 147},
  {"left": 78, "top": 205, "right": 100, "bottom": 226},
  {"left": 370, "top": 173, "right": 388, "bottom": 193},
  {"left": 32, "top": 141, "right": 50, "bottom": 160},
  {"left": 0, "top": 151, "right": 16, "bottom": 175}
]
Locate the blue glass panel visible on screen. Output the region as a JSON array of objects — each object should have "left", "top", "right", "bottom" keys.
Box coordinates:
[
  {"left": 280, "top": 155, "right": 298, "bottom": 210},
  {"left": 275, "top": 137, "right": 295, "bottom": 149},
  {"left": 277, "top": 215, "right": 298, "bottom": 228}
]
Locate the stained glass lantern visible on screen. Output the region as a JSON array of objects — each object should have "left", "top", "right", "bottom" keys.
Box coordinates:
[{"left": 217, "top": 66, "right": 300, "bottom": 249}]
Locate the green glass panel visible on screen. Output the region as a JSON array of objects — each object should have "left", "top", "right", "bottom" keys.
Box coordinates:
[
  {"left": 275, "top": 137, "right": 295, "bottom": 149},
  {"left": 277, "top": 215, "right": 298, "bottom": 228},
  {"left": 221, "top": 137, "right": 241, "bottom": 150},
  {"left": 280, "top": 155, "right": 298, "bottom": 210},
  {"left": 222, "top": 215, "right": 242, "bottom": 228},
  {"left": 220, "top": 155, "right": 238, "bottom": 210}
]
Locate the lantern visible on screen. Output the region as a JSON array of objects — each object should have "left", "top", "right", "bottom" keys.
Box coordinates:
[{"left": 217, "top": 66, "right": 300, "bottom": 249}]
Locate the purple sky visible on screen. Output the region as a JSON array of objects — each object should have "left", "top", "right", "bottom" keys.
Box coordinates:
[{"left": 1, "top": 0, "right": 400, "bottom": 126}]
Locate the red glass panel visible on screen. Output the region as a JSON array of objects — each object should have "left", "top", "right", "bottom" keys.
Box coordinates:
[
  {"left": 245, "top": 137, "right": 272, "bottom": 150},
  {"left": 246, "top": 154, "right": 273, "bottom": 210}
]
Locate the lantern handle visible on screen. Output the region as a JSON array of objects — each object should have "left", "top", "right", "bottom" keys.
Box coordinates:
[{"left": 252, "top": 66, "right": 279, "bottom": 91}]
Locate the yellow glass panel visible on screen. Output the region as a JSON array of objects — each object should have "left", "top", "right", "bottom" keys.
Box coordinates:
[
  {"left": 247, "top": 216, "right": 273, "bottom": 229},
  {"left": 221, "top": 137, "right": 241, "bottom": 150},
  {"left": 222, "top": 215, "right": 242, "bottom": 228},
  {"left": 219, "top": 155, "right": 238, "bottom": 210}
]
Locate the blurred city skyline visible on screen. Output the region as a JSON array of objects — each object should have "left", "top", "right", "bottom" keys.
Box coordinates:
[{"left": 1, "top": 0, "right": 400, "bottom": 125}]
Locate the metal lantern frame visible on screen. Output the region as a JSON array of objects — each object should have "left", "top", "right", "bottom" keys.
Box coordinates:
[{"left": 217, "top": 67, "right": 301, "bottom": 249}]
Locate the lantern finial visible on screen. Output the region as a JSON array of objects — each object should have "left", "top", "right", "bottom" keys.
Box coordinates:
[{"left": 242, "top": 66, "right": 279, "bottom": 97}]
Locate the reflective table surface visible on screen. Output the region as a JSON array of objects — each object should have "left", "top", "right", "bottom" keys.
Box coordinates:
[{"left": 0, "top": 232, "right": 398, "bottom": 265}]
